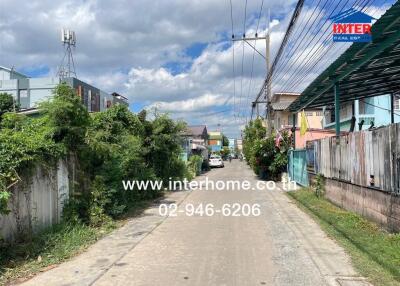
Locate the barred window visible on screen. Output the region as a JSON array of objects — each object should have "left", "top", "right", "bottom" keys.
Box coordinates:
[{"left": 395, "top": 96, "right": 400, "bottom": 110}]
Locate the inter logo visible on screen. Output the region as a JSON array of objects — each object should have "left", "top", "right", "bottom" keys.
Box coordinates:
[{"left": 331, "top": 8, "right": 376, "bottom": 43}]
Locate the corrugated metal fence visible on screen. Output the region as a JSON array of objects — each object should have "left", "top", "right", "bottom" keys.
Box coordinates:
[
  {"left": 308, "top": 123, "right": 400, "bottom": 194},
  {"left": 288, "top": 149, "right": 309, "bottom": 187},
  {"left": 0, "top": 160, "right": 71, "bottom": 242}
]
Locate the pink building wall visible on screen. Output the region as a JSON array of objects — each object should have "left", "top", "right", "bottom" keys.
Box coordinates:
[
  {"left": 280, "top": 127, "right": 338, "bottom": 149},
  {"left": 294, "top": 129, "right": 337, "bottom": 149}
]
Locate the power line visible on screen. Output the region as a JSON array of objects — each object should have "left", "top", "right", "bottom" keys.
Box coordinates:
[
  {"left": 271, "top": 0, "right": 333, "bottom": 87},
  {"left": 254, "top": 0, "right": 306, "bottom": 105},
  {"left": 278, "top": 0, "right": 378, "bottom": 93},
  {"left": 239, "top": 0, "right": 249, "bottom": 120},
  {"left": 278, "top": 0, "right": 375, "bottom": 92},
  {"left": 274, "top": 0, "right": 353, "bottom": 93},
  {"left": 244, "top": 0, "right": 265, "bottom": 124}
]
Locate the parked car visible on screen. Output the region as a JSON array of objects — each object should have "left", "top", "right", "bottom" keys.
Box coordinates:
[{"left": 209, "top": 155, "right": 224, "bottom": 168}]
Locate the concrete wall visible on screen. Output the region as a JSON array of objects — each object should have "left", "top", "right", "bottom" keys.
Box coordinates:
[
  {"left": 310, "top": 174, "right": 400, "bottom": 232},
  {"left": 0, "top": 160, "right": 70, "bottom": 242}
]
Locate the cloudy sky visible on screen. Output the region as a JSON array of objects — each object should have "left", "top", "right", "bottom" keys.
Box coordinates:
[{"left": 0, "top": 0, "right": 393, "bottom": 137}]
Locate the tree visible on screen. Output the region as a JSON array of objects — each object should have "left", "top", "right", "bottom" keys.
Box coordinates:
[
  {"left": 39, "top": 83, "right": 90, "bottom": 150},
  {"left": 0, "top": 93, "right": 17, "bottom": 121},
  {"left": 222, "top": 135, "right": 229, "bottom": 146}
]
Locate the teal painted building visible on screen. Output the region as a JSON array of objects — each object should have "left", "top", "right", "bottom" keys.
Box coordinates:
[{"left": 323, "top": 94, "right": 400, "bottom": 131}]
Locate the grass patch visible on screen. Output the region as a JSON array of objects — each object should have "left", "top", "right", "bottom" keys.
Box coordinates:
[
  {"left": 0, "top": 221, "right": 116, "bottom": 285},
  {"left": 0, "top": 195, "right": 161, "bottom": 285},
  {"left": 288, "top": 188, "right": 400, "bottom": 286}
]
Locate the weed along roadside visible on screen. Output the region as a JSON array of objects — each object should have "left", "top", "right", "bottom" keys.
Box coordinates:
[
  {"left": 0, "top": 84, "right": 198, "bottom": 284},
  {"left": 288, "top": 188, "right": 400, "bottom": 286}
]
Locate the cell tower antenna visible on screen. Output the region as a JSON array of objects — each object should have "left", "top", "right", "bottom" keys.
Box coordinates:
[{"left": 57, "top": 29, "right": 77, "bottom": 78}]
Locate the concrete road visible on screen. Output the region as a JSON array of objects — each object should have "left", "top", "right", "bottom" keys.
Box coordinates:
[{"left": 21, "top": 161, "right": 369, "bottom": 286}]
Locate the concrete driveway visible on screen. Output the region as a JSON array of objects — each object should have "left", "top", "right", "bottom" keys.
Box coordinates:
[{"left": 20, "top": 161, "right": 369, "bottom": 286}]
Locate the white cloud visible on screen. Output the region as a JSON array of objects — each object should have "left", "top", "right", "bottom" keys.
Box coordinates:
[
  {"left": 149, "top": 93, "right": 230, "bottom": 113},
  {"left": 6, "top": 0, "right": 389, "bottom": 136}
]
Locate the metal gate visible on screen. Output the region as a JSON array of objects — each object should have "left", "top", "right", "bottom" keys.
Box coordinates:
[{"left": 288, "top": 149, "right": 309, "bottom": 187}]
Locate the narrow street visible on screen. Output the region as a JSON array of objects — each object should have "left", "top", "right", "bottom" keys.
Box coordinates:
[{"left": 21, "top": 161, "right": 367, "bottom": 286}]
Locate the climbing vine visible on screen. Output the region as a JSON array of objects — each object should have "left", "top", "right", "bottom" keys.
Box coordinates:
[{"left": 0, "top": 83, "right": 189, "bottom": 222}]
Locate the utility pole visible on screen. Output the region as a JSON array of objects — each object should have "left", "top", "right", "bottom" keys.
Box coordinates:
[
  {"left": 265, "top": 9, "right": 272, "bottom": 135},
  {"left": 232, "top": 9, "right": 271, "bottom": 126}
]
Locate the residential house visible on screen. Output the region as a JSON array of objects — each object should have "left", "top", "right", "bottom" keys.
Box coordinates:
[
  {"left": 271, "top": 92, "right": 337, "bottom": 149},
  {"left": 208, "top": 131, "right": 223, "bottom": 152},
  {"left": 271, "top": 92, "right": 324, "bottom": 131},
  {"left": 181, "top": 125, "right": 209, "bottom": 160}
]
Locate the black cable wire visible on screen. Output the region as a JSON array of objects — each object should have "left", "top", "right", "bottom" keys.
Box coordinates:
[
  {"left": 229, "top": 0, "right": 237, "bottom": 119},
  {"left": 279, "top": 0, "right": 376, "bottom": 93},
  {"left": 254, "top": 0, "right": 306, "bottom": 104},
  {"left": 239, "top": 0, "right": 248, "bottom": 119},
  {"left": 278, "top": 0, "right": 374, "bottom": 92},
  {"left": 274, "top": 0, "right": 351, "bottom": 88},
  {"left": 272, "top": 0, "right": 329, "bottom": 82},
  {"left": 244, "top": 0, "right": 265, "bottom": 124},
  {"left": 273, "top": 0, "right": 353, "bottom": 92}
]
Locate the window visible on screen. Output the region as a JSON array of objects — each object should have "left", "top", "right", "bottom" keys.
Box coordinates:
[
  {"left": 315, "top": 111, "right": 323, "bottom": 116},
  {"left": 395, "top": 95, "right": 400, "bottom": 110},
  {"left": 305, "top": 112, "right": 314, "bottom": 116},
  {"left": 288, "top": 115, "right": 293, "bottom": 125}
]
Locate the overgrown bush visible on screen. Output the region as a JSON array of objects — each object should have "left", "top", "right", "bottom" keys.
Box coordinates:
[
  {"left": 0, "top": 83, "right": 190, "bottom": 224},
  {"left": 243, "top": 119, "right": 291, "bottom": 180},
  {"left": 313, "top": 173, "right": 325, "bottom": 198},
  {"left": 0, "top": 93, "right": 18, "bottom": 121},
  {"left": 187, "top": 155, "right": 203, "bottom": 177},
  {"left": 0, "top": 114, "right": 65, "bottom": 214}
]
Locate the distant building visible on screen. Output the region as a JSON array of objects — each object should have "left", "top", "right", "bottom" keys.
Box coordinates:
[
  {"left": 181, "top": 125, "right": 209, "bottom": 160},
  {"left": 271, "top": 92, "right": 323, "bottom": 131},
  {"left": 228, "top": 138, "right": 237, "bottom": 154},
  {"left": 236, "top": 139, "right": 243, "bottom": 153},
  {"left": 208, "top": 131, "right": 223, "bottom": 152},
  {"left": 0, "top": 66, "right": 128, "bottom": 113}
]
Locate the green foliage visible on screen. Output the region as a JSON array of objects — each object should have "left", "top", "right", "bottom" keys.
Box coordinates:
[
  {"left": 0, "top": 114, "right": 65, "bottom": 214},
  {"left": 88, "top": 176, "right": 113, "bottom": 226},
  {"left": 220, "top": 146, "right": 231, "bottom": 160},
  {"left": 243, "top": 119, "right": 291, "bottom": 179},
  {"left": 0, "top": 83, "right": 192, "bottom": 283},
  {"left": 39, "top": 83, "right": 90, "bottom": 150},
  {"left": 75, "top": 105, "right": 187, "bottom": 222},
  {"left": 269, "top": 152, "right": 288, "bottom": 176},
  {"left": 0, "top": 93, "right": 18, "bottom": 119},
  {"left": 187, "top": 155, "right": 203, "bottom": 177},
  {"left": 0, "top": 221, "right": 115, "bottom": 285},
  {"left": 289, "top": 189, "right": 400, "bottom": 286},
  {"left": 313, "top": 173, "right": 325, "bottom": 198},
  {"left": 243, "top": 118, "right": 266, "bottom": 169},
  {"left": 0, "top": 83, "right": 189, "bottom": 220},
  {"left": 222, "top": 135, "right": 229, "bottom": 146},
  {"left": 146, "top": 114, "right": 186, "bottom": 182}
]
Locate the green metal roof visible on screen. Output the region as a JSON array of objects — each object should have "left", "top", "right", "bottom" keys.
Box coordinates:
[{"left": 289, "top": 2, "right": 400, "bottom": 112}]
